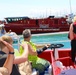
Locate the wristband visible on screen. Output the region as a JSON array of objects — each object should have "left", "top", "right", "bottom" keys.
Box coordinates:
[{"left": 9, "top": 52, "right": 14, "bottom": 54}]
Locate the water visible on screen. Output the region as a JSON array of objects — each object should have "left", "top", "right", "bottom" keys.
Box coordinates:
[
  {"left": 13, "top": 32, "right": 70, "bottom": 75},
  {"left": 13, "top": 32, "right": 71, "bottom": 49}
]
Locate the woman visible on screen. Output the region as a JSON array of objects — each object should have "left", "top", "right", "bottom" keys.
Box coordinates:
[
  {"left": 69, "top": 16, "right": 76, "bottom": 63},
  {"left": 0, "top": 35, "right": 21, "bottom": 75},
  {"left": 0, "top": 39, "right": 14, "bottom": 75}
]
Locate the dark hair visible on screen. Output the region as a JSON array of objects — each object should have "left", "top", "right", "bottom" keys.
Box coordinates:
[{"left": 22, "top": 29, "right": 31, "bottom": 38}]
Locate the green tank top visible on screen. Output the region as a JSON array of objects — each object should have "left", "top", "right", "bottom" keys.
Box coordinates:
[
  {"left": 16, "top": 41, "right": 50, "bottom": 72},
  {"left": 20, "top": 41, "right": 38, "bottom": 68}
]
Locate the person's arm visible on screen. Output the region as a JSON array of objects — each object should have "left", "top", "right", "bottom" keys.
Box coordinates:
[
  {"left": 35, "top": 43, "right": 50, "bottom": 49},
  {"left": 14, "top": 42, "right": 28, "bottom": 64},
  {"left": 69, "top": 24, "right": 74, "bottom": 40},
  {"left": 35, "top": 44, "right": 46, "bottom": 49},
  {"left": 3, "top": 54, "right": 14, "bottom": 74},
  {"left": 1, "top": 40, "right": 14, "bottom": 74},
  {"left": 28, "top": 43, "right": 38, "bottom": 55},
  {"left": 28, "top": 43, "right": 49, "bottom": 55}
]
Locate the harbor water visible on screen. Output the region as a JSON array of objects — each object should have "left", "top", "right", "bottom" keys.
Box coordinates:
[{"left": 13, "top": 32, "right": 70, "bottom": 49}]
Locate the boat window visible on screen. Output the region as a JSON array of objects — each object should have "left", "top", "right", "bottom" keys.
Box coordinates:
[
  {"left": 12, "top": 19, "right": 14, "bottom": 21},
  {"left": 21, "top": 18, "right": 22, "bottom": 20},
  {"left": 8, "top": 19, "right": 11, "bottom": 21},
  {"left": 12, "top": 19, "right": 17, "bottom": 21},
  {"left": 5, "top": 17, "right": 30, "bottom": 23},
  {"left": 19, "top": 18, "right": 21, "bottom": 20},
  {"left": 17, "top": 18, "right": 18, "bottom": 21},
  {"left": 7, "top": 19, "right": 12, "bottom": 23}
]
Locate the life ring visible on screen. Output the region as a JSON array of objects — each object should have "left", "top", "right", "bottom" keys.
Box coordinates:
[{"left": 48, "top": 44, "right": 64, "bottom": 49}]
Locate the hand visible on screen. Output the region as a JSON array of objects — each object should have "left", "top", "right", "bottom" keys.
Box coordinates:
[
  {"left": 1, "top": 40, "right": 14, "bottom": 52},
  {"left": 45, "top": 44, "right": 51, "bottom": 48}
]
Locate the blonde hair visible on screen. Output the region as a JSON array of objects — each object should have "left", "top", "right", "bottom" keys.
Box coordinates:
[
  {"left": 72, "top": 16, "right": 76, "bottom": 22},
  {"left": 0, "top": 35, "right": 13, "bottom": 49}
]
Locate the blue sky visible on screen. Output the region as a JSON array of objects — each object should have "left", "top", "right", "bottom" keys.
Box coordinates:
[{"left": 0, "top": 0, "right": 76, "bottom": 19}]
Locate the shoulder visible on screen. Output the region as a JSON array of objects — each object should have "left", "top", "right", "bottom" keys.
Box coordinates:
[
  {"left": 70, "top": 23, "right": 73, "bottom": 29},
  {"left": 21, "top": 42, "right": 28, "bottom": 48},
  {"left": 70, "top": 23, "right": 73, "bottom": 26},
  {"left": 21, "top": 41, "right": 27, "bottom": 45}
]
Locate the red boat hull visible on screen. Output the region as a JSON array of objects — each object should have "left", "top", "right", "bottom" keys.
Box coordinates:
[
  {"left": 4, "top": 25, "right": 69, "bottom": 34},
  {"left": 3, "top": 16, "right": 70, "bottom": 34}
]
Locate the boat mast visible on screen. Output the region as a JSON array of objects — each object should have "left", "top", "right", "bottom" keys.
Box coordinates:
[
  {"left": 68, "top": 0, "right": 73, "bottom": 23},
  {"left": 69, "top": 0, "right": 72, "bottom": 14}
]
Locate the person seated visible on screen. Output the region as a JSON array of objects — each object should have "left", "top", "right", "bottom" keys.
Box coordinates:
[
  {"left": 18, "top": 29, "right": 50, "bottom": 75},
  {"left": 1, "top": 26, "right": 6, "bottom": 34},
  {"left": 0, "top": 39, "right": 14, "bottom": 75},
  {"left": 0, "top": 25, "right": 6, "bottom": 36}
]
